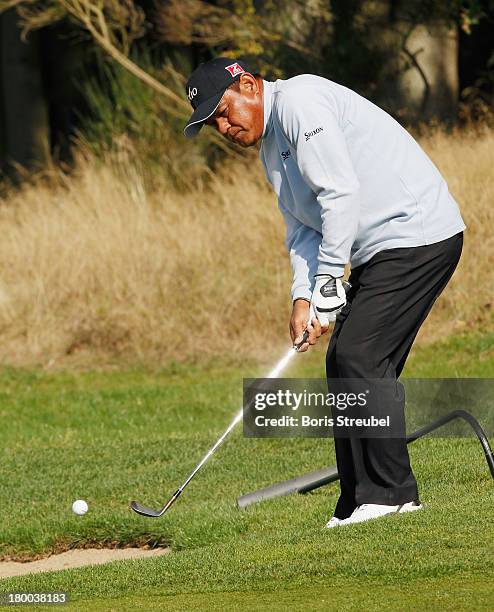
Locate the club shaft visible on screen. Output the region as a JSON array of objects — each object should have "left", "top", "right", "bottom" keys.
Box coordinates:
[
  {"left": 132, "top": 331, "right": 309, "bottom": 516},
  {"left": 174, "top": 344, "right": 300, "bottom": 495}
]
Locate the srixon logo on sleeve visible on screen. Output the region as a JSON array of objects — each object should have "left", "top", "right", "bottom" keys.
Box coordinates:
[{"left": 305, "top": 127, "right": 324, "bottom": 141}]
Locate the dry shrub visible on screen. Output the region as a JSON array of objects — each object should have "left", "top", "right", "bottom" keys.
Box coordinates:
[
  {"left": 0, "top": 150, "right": 290, "bottom": 367},
  {"left": 417, "top": 123, "right": 494, "bottom": 341},
  {"left": 0, "top": 125, "right": 492, "bottom": 368}
]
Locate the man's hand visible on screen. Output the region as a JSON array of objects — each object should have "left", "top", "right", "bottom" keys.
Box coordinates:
[
  {"left": 311, "top": 275, "right": 347, "bottom": 326},
  {"left": 290, "top": 299, "right": 329, "bottom": 353}
]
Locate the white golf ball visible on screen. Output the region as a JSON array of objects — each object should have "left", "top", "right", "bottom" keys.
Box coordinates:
[{"left": 72, "top": 499, "right": 88, "bottom": 515}]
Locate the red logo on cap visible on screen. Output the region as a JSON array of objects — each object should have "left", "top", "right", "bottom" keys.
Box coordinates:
[{"left": 225, "top": 63, "right": 245, "bottom": 77}]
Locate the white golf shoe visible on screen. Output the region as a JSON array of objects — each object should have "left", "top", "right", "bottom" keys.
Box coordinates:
[
  {"left": 338, "top": 501, "right": 423, "bottom": 526},
  {"left": 324, "top": 516, "right": 342, "bottom": 529}
]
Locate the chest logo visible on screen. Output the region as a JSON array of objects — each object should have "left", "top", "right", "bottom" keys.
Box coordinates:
[{"left": 305, "top": 126, "right": 324, "bottom": 141}]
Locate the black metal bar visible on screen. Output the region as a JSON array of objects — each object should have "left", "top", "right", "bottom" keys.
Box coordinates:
[
  {"left": 237, "top": 409, "right": 494, "bottom": 508},
  {"left": 237, "top": 466, "right": 339, "bottom": 508},
  {"left": 405, "top": 409, "right": 494, "bottom": 478}
]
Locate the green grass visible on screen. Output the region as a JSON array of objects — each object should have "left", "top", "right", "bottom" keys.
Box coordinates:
[{"left": 0, "top": 331, "right": 493, "bottom": 610}]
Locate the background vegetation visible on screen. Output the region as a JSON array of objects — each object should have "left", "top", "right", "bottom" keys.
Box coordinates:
[{"left": 0, "top": 0, "right": 492, "bottom": 367}]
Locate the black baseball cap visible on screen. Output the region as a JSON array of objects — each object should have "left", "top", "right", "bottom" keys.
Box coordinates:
[{"left": 183, "top": 57, "right": 253, "bottom": 138}]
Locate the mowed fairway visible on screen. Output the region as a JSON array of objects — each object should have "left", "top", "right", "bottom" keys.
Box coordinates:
[{"left": 0, "top": 332, "right": 493, "bottom": 610}]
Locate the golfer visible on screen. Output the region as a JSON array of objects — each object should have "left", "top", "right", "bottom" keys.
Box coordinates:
[{"left": 183, "top": 57, "right": 465, "bottom": 527}]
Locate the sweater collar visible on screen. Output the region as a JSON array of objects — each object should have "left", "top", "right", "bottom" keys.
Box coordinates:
[{"left": 261, "top": 79, "right": 275, "bottom": 139}]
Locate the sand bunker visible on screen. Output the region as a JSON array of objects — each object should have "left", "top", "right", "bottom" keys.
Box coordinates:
[{"left": 0, "top": 547, "right": 170, "bottom": 579}]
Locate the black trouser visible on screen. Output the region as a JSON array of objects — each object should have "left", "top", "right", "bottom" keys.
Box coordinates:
[{"left": 326, "top": 232, "right": 463, "bottom": 519}]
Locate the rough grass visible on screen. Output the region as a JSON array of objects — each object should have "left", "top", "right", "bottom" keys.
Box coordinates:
[
  {"left": 0, "top": 332, "right": 493, "bottom": 610},
  {"left": 0, "top": 124, "right": 492, "bottom": 367}
]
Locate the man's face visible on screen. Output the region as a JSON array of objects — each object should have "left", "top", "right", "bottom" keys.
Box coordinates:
[{"left": 205, "top": 74, "right": 264, "bottom": 147}]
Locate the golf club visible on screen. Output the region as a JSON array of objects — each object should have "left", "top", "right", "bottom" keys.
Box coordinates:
[{"left": 131, "top": 329, "right": 311, "bottom": 517}]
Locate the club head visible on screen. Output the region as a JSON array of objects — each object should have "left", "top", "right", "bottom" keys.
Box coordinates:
[{"left": 130, "top": 501, "right": 164, "bottom": 517}]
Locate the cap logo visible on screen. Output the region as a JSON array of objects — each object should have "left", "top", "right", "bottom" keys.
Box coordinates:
[
  {"left": 225, "top": 63, "right": 245, "bottom": 77},
  {"left": 187, "top": 86, "right": 198, "bottom": 101}
]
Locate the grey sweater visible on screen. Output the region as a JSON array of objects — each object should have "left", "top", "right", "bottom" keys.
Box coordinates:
[{"left": 259, "top": 76, "right": 466, "bottom": 301}]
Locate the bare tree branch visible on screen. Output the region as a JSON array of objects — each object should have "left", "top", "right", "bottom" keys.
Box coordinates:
[{"left": 400, "top": 23, "right": 430, "bottom": 115}]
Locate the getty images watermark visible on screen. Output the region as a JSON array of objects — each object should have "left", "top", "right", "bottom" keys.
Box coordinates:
[
  {"left": 252, "top": 388, "right": 381, "bottom": 427},
  {"left": 242, "top": 378, "right": 494, "bottom": 438}
]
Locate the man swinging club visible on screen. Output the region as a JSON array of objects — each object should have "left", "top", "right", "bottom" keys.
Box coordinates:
[{"left": 183, "top": 57, "right": 465, "bottom": 527}]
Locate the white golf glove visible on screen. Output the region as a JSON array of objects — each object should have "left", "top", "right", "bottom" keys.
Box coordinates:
[{"left": 311, "top": 275, "right": 347, "bottom": 326}]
